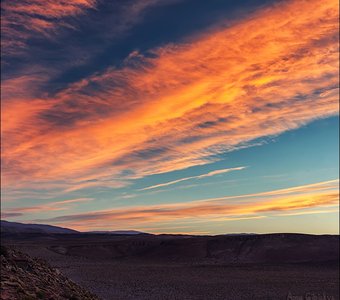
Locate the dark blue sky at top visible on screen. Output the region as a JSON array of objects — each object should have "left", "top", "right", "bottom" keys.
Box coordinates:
[{"left": 4, "top": 0, "right": 280, "bottom": 95}]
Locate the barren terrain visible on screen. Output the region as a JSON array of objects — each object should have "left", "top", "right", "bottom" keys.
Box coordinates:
[{"left": 2, "top": 233, "right": 339, "bottom": 300}]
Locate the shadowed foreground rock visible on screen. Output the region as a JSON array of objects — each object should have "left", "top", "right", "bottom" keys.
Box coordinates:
[{"left": 0, "top": 246, "right": 98, "bottom": 300}]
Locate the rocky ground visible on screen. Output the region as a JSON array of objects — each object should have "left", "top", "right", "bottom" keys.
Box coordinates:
[
  {"left": 0, "top": 246, "right": 98, "bottom": 300},
  {"left": 2, "top": 233, "right": 339, "bottom": 300}
]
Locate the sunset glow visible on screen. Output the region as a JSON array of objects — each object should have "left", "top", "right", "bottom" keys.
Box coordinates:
[{"left": 1, "top": 0, "right": 339, "bottom": 234}]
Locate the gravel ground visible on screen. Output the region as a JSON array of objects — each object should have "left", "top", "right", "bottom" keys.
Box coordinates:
[{"left": 14, "top": 245, "right": 339, "bottom": 300}]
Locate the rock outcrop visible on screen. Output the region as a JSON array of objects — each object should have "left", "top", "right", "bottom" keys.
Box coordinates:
[{"left": 0, "top": 246, "right": 98, "bottom": 300}]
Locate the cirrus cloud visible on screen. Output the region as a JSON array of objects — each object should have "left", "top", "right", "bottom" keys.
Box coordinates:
[
  {"left": 1, "top": 0, "right": 339, "bottom": 199},
  {"left": 34, "top": 180, "right": 339, "bottom": 231}
]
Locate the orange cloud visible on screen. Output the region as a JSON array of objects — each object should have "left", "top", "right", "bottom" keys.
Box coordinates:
[
  {"left": 1, "top": 0, "right": 339, "bottom": 196},
  {"left": 1, "top": 198, "right": 94, "bottom": 217},
  {"left": 34, "top": 180, "right": 339, "bottom": 231}
]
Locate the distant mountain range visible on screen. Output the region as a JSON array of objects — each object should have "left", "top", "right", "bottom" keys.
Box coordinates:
[
  {"left": 0, "top": 220, "right": 78, "bottom": 234},
  {"left": 0, "top": 220, "right": 146, "bottom": 235},
  {"left": 86, "top": 230, "right": 145, "bottom": 235},
  {"left": 222, "top": 233, "right": 257, "bottom": 236},
  {"left": 0, "top": 220, "right": 254, "bottom": 236}
]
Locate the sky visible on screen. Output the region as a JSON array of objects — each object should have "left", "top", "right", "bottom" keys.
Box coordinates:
[{"left": 1, "top": 0, "right": 339, "bottom": 234}]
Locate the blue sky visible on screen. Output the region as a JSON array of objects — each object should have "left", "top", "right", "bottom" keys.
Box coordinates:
[{"left": 1, "top": 0, "right": 339, "bottom": 233}]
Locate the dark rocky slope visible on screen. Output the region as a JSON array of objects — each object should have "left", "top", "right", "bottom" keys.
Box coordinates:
[
  {"left": 37, "top": 233, "right": 339, "bottom": 264},
  {"left": 0, "top": 246, "right": 98, "bottom": 300}
]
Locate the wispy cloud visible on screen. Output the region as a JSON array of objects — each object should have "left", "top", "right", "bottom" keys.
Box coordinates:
[
  {"left": 140, "top": 166, "right": 246, "bottom": 190},
  {"left": 1, "top": 0, "right": 175, "bottom": 77},
  {"left": 277, "top": 208, "right": 339, "bottom": 217},
  {"left": 35, "top": 180, "right": 339, "bottom": 231},
  {"left": 1, "top": 212, "right": 24, "bottom": 219},
  {"left": 1, "top": 0, "right": 97, "bottom": 57},
  {"left": 1, "top": 198, "right": 94, "bottom": 218},
  {"left": 1, "top": 0, "right": 339, "bottom": 199}
]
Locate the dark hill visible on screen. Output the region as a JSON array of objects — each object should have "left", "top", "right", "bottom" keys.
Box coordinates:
[
  {"left": 5, "top": 232, "right": 338, "bottom": 265},
  {"left": 0, "top": 220, "right": 78, "bottom": 234}
]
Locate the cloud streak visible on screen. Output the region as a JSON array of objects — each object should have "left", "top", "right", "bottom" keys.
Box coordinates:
[
  {"left": 35, "top": 180, "right": 339, "bottom": 231},
  {"left": 1, "top": 198, "right": 93, "bottom": 218},
  {"left": 1, "top": 0, "right": 97, "bottom": 57},
  {"left": 140, "top": 166, "right": 246, "bottom": 190}
]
